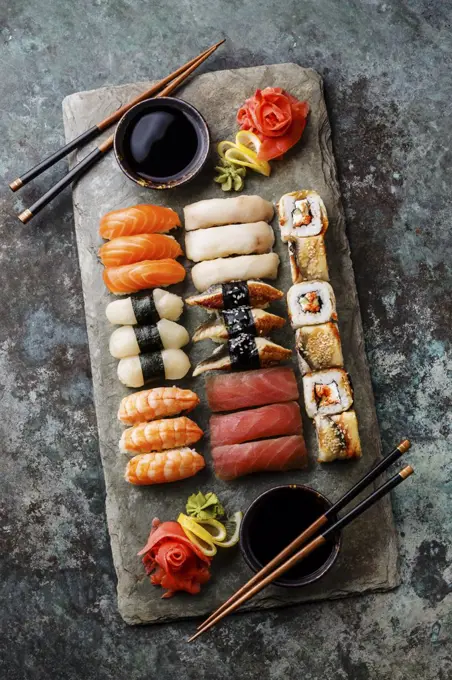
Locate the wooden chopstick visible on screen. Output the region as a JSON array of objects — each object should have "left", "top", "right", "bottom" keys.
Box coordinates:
[
  {"left": 188, "top": 464, "right": 414, "bottom": 642},
  {"left": 198, "top": 439, "right": 411, "bottom": 631},
  {"left": 10, "top": 40, "right": 225, "bottom": 192},
  {"left": 17, "top": 41, "right": 224, "bottom": 224}
]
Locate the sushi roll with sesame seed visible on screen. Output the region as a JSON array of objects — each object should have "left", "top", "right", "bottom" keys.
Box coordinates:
[
  {"left": 302, "top": 368, "right": 353, "bottom": 418},
  {"left": 314, "top": 411, "right": 362, "bottom": 462},
  {"left": 288, "top": 235, "right": 329, "bottom": 284},
  {"left": 295, "top": 323, "right": 344, "bottom": 375}
]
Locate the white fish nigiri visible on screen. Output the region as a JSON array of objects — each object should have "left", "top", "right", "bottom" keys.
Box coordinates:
[
  {"left": 117, "top": 349, "right": 191, "bottom": 388},
  {"left": 191, "top": 253, "right": 280, "bottom": 292},
  {"left": 184, "top": 195, "right": 274, "bottom": 231},
  {"left": 109, "top": 319, "right": 189, "bottom": 358},
  {"left": 185, "top": 222, "right": 275, "bottom": 262},
  {"left": 105, "top": 288, "right": 183, "bottom": 325}
]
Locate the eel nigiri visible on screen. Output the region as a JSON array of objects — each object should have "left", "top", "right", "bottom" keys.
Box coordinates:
[
  {"left": 211, "top": 435, "right": 308, "bottom": 481},
  {"left": 191, "top": 253, "right": 280, "bottom": 292},
  {"left": 120, "top": 416, "right": 203, "bottom": 453},
  {"left": 186, "top": 280, "right": 284, "bottom": 312},
  {"left": 192, "top": 335, "right": 291, "bottom": 377},
  {"left": 185, "top": 222, "right": 274, "bottom": 262},
  {"left": 118, "top": 386, "right": 200, "bottom": 425},
  {"left": 118, "top": 349, "right": 190, "bottom": 387},
  {"left": 99, "top": 233, "right": 183, "bottom": 267},
  {"left": 109, "top": 319, "right": 189, "bottom": 358},
  {"left": 103, "top": 259, "right": 186, "bottom": 294},
  {"left": 184, "top": 195, "right": 274, "bottom": 231},
  {"left": 192, "top": 308, "right": 285, "bottom": 343},
  {"left": 210, "top": 401, "right": 303, "bottom": 447},
  {"left": 205, "top": 367, "right": 299, "bottom": 413},
  {"left": 106, "top": 289, "right": 183, "bottom": 325},
  {"left": 125, "top": 448, "right": 205, "bottom": 485},
  {"left": 100, "top": 204, "right": 180, "bottom": 240}
]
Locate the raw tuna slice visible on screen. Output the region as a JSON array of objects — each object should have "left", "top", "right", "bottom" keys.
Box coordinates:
[
  {"left": 212, "top": 435, "right": 308, "bottom": 481},
  {"left": 210, "top": 401, "right": 302, "bottom": 447},
  {"left": 205, "top": 366, "right": 299, "bottom": 413}
]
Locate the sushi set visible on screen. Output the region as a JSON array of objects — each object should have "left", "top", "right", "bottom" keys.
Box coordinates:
[{"left": 62, "top": 63, "right": 400, "bottom": 624}]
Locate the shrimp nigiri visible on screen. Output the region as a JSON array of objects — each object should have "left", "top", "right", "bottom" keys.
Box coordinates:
[
  {"left": 125, "top": 448, "right": 205, "bottom": 485},
  {"left": 99, "top": 234, "right": 183, "bottom": 267},
  {"left": 100, "top": 204, "right": 180, "bottom": 240},
  {"left": 103, "top": 259, "right": 186, "bottom": 294},
  {"left": 120, "top": 416, "right": 203, "bottom": 453},
  {"left": 118, "top": 386, "right": 200, "bottom": 425}
]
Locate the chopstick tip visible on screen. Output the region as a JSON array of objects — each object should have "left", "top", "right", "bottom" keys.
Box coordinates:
[
  {"left": 400, "top": 465, "right": 414, "bottom": 479},
  {"left": 398, "top": 439, "right": 411, "bottom": 454},
  {"left": 9, "top": 178, "right": 23, "bottom": 192},
  {"left": 18, "top": 208, "right": 33, "bottom": 224}
]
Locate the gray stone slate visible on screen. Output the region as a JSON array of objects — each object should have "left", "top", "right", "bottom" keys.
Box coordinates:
[{"left": 62, "top": 63, "right": 399, "bottom": 625}]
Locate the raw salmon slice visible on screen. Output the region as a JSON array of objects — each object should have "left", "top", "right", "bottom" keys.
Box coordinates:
[
  {"left": 103, "top": 259, "right": 186, "bottom": 294},
  {"left": 205, "top": 366, "right": 299, "bottom": 413},
  {"left": 99, "top": 234, "right": 183, "bottom": 267},
  {"left": 210, "top": 401, "right": 302, "bottom": 447},
  {"left": 212, "top": 435, "right": 308, "bottom": 481},
  {"left": 99, "top": 204, "right": 181, "bottom": 240}
]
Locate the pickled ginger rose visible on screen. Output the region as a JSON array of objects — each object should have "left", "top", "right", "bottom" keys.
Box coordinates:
[
  {"left": 237, "top": 87, "right": 309, "bottom": 161},
  {"left": 138, "top": 518, "right": 211, "bottom": 598}
]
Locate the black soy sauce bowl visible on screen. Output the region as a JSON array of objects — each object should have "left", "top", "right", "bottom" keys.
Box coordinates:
[
  {"left": 240, "top": 484, "right": 341, "bottom": 588},
  {"left": 114, "top": 96, "right": 210, "bottom": 190}
]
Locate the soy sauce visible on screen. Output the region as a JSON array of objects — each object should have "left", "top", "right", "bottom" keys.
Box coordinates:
[
  {"left": 246, "top": 487, "right": 336, "bottom": 583},
  {"left": 124, "top": 106, "right": 199, "bottom": 180}
]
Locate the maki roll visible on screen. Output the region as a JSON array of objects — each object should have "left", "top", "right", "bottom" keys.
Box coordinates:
[
  {"left": 315, "top": 411, "right": 362, "bottom": 462},
  {"left": 106, "top": 289, "right": 183, "bottom": 325},
  {"left": 288, "top": 235, "right": 329, "bottom": 284},
  {"left": 192, "top": 335, "right": 291, "bottom": 377},
  {"left": 302, "top": 368, "right": 353, "bottom": 418},
  {"left": 117, "top": 349, "right": 190, "bottom": 388},
  {"left": 109, "top": 319, "right": 189, "bottom": 358},
  {"left": 287, "top": 281, "right": 337, "bottom": 329},
  {"left": 277, "top": 190, "right": 328, "bottom": 241},
  {"left": 295, "top": 323, "right": 344, "bottom": 375}
]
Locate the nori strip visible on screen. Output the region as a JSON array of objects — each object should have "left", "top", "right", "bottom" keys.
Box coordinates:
[
  {"left": 139, "top": 352, "right": 165, "bottom": 382},
  {"left": 134, "top": 324, "right": 163, "bottom": 353},
  {"left": 228, "top": 333, "right": 260, "bottom": 370},
  {"left": 131, "top": 294, "right": 158, "bottom": 325},
  {"left": 222, "top": 307, "right": 256, "bottom": 338},
  {"left": 222, "top": 282, "right": 250, "bottom": 310}
]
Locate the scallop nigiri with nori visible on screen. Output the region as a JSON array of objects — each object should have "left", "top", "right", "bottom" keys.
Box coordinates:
[
  {"left": 192, "top": 308, "right": 286, "bottom": 343},
  {"left": 118, "top": 349, "right": 190, "bottom": 387},
  {"left": 109, "top": 319, "right": 189, "bottom": 358},
  {"left": 192, "top": 335, "right": 291, "bottom": 377},
  {"left": 106, "top": 289, "right": 183, "bottom": 325},
  {"left": 99, "top": 204, "right": 180, "bottom": 240}
]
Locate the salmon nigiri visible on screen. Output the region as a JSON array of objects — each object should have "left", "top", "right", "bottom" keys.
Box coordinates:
[
  {"left": 99, "top": 234, "right": 183, "bottom": 267},
  {"left": 125, "top": 448, "right": 205, "bottom": 485},
  {"left": 99, "top": 204, "right": 181, "bottom": 240},
  {"left": 103, "top": 259, "right": 186, "bottom": 294}
]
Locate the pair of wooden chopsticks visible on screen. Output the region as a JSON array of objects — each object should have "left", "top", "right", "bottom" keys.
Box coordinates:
[
  {"left": 11, "top": 39, "right": 225, "bottom": 224},
  {"left": 189, "top": 439, "right": 413, "bottom": 642}
]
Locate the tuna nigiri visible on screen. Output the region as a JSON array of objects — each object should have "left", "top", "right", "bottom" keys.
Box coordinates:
[
  {"left": 205, "top": 367, "right": 299, "bottom": 412},
  {"left": 118, "top": 386, "right": 200, "bottom": 425},
  {"left": 209, "top": 401, "right": 302, "bottom": 447},
  {"left": 99, "top": 204, "right": 181, "bottom": 240},
  {"left": 212, "top": 435, "right": 308, "bottom": 481},
  {"left": 103, "top": 259, "right": 186, "bottom": 294},
  {"left": 120, "top": 416, "right": 203, "bottom": 453},
  {"left": 125, "top": 448, "right": 205, "bottom": 485},
  {"left": 99, "top": 233, "right": 183, "bottom": 267}
]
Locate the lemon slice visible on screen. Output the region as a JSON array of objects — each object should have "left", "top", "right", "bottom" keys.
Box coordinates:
[
  {"left": 225, "top": 146, "right": 271, "bottom": 177},
  {"left": 196, "top": 518, "right": 227, "bottom": 544},
  {"left": 235, "top": 130, "right": 262, "bottom": 154},
  {"left": 219, "top": 511, "right": 243, "bottom": 548},
  {"left": 178, "top": 514, "right": 217, "bottom": 557},
  {"left": 217, "top": 140, "right": 238, "bottom": 159}
]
